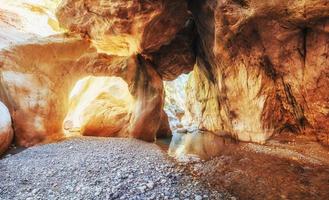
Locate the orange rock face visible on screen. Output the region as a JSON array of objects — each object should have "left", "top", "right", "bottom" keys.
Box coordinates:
[
  {"left": 0, "top": 101, "right": 13, "bottom": 155},
  {"left": 149, "top": 21, "right": 197, "bottom": 81},
  {"left": 56, "top": 0, "right": 189, "bottom": 55},
  {"left": 186, "top": 0, "right": 329, "bottom": 144},
  {"left": 0, "top": 35, "right": 165, "bottom": 146},
  {"left": 1, "top": 0, "right": 328, "bottom": 149}
]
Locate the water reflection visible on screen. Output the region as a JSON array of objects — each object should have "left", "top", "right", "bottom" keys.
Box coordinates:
[{"left": 167, "top": 131, "right": 234, "bottom": 160}]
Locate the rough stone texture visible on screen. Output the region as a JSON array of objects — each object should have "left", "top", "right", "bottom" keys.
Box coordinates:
[
  {"left": 164, "top": 74, "right": 191, "bottom": 131},
  {"left": 0, "top": 35, "right": 164, "bottom": 147},
  {"left": 56, "top": 0, "right": 189, "bottom": 55},
  {"left": 0, "top": 137, "right": 233, "bottom": 199},
  {"left": 186, "top": 0, "right": 329, "bottom": 144},
  {"left": 0, "top": 101, "right": 13, "bottom": 155},
  {"left": 149, "top": 20, "right": 197, "bottom": 81}
]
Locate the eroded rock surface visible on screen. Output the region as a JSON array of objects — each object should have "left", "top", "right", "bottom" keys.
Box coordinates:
[
  {"left": 0, "top": 35, "right": 164, "bottom": 146},
  {"left": 186, "top": 0, "right": 329, "bottom": 144},
  {"left": 0, "top": 101, "right": 13, "bottom": 155},
  {"left": 1, "top": 0, "right": 329, "bottom": 149},
  {"left": 63, "top": 76, "right": 134, "bottom": 137},
  {"left": 149, "top": 21, "right": 197, "bottom": 81},
  {"left": 56, "top": 0, "right": 189, "bottom": 55},
  {"left": 0, "top": 0, "right": 62, "bottom": 49}
]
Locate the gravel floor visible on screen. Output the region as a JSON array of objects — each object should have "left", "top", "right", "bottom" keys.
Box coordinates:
[{"left": 0, "top": 137, "right": 232, "bottom": 200}]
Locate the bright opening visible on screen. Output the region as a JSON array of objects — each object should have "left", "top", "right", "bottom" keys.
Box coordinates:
[{"left": 63, "top": 76, "right": 134, "bottom": 137}]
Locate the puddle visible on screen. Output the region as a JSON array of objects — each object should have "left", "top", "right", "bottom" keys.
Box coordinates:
[{"left": 157, "top": 131, "right": 235, "bottom": 160}]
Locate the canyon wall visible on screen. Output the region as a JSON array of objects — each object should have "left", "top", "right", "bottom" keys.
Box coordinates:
[
  {"left": 0, "top": 35, "right": 167, "bottom": 146},
  {"left": 186, "top": 0, "right": 329, "bottom": 144},
  {"left": 1, "top": 0, "right": 329, "bottom": 154},
  {"left": 0, "top": 0, "right": 193, "bottom": 150}
]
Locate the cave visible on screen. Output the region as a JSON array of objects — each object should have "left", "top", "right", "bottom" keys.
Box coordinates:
[
  {"left": 0, "top": 0, "right": 329, "bottom": 199},
  {"left": 63, "top": 76, "right": 134, "bottom": 137}
]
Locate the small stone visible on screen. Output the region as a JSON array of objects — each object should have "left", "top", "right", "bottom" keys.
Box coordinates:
[
  {"left": 195, "top": 195, "right": 202, "bottom": 200},
  {"left": 146, "top": 182, "right": 154, "bottom": 189},
  {"left": 160, "top": 179, "right": 167, "bottom": 184},
  {"left": 176, "top": 128, "right": 188, "bottom": 133},
  {"left": 137, "top": 186, "right": 147, "bottom": 193}
]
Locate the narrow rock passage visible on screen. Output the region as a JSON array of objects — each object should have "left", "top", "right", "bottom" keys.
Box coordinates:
[{"left": 0, "top": 137, "right": 232, "bottom": 200}]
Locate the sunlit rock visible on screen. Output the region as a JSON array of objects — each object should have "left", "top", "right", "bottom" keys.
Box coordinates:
[
  {"left": 56, "top": 0, "right": 189, "bottom": 56},
  {"left": 168, "top": 131, "right": 232, "bottom": 160},
  {"left": 0, "top": 35, "right": 164, "bottom": 146},
  {"left": 0, "top": 0, "right": 62, "bottom": 49},
  {"left": 64, "top": 76, "right": 134, "bottom": 137},
  {"left": 0, "top": 101, "right": 13, "bottom": 155},
  {"left": 164, "top": 74, "right": 190, "bottom": 131},
  {"left": 186, "top": 0, "right": 329, "bottom": 144}
]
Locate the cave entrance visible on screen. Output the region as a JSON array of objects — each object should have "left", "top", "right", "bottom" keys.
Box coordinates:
[
  {"left": 63, "top": 76, "right": 134, "bottom": 137},
  {"left": 163, "top": 73, "right": 190, "bottom": 133},
  {"left": 161, "top": 72, "right": 231, "bottom": 160},
  {"left": 157, "top": 73, "right": 191, "bottom": 150}
]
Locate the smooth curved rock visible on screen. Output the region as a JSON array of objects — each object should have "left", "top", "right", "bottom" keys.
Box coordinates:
[
  {"left": 0, "top": 101, "right": 13, "bottom": 155},
  {"left": 0, "top": 35, "right": 165, "bottom": 146},
  {"left": 63, "top": 76, "right": 134, "bottom": 137},
  {"left": 56, "top": 0, "right": 189, "bottom": 55},
  {"left": 0, "top": 0, "right": 62, "bottom": 50},
  {"left": 156, "top": 111, "right": 172, "bottom": 138}
]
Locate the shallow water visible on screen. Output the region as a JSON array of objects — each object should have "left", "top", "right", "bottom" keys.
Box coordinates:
[{"left": 157, "top": 131, "right": 234, "bottom": 160}]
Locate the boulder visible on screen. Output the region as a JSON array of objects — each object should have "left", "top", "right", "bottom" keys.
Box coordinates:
[{"left": 0, "top": 101, "right": 13, "bottom": 155}]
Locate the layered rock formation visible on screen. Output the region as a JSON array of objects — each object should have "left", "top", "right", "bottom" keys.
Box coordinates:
[
  {"left": 0, "top": 0, "right": 328, "bottom": 151},
  {"left": 0, "top": 101, "right": 13, "bottom": 154},
  {"left": 186, "top": 0, "right": 329, "bottom": 144}
]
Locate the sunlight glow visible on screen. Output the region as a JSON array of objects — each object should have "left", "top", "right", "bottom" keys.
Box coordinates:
[{"left": 63, "top": 76, "right": 134, "bottom": 136}]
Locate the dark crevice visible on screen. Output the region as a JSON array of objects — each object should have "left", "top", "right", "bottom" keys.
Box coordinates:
[
  {"left": 260, "top": 55, "right": 277, "bottom": 80},
  {"left": 231, "top": 0, "right": 249, "bottom": 8},
  {"left": 281, "top": 77, "right": 309, "bottom": 130},
  {"left": 196, "top": 42, "right": 216, "bottom": 84},
  {"left": 301, "top": 27, "right": 308, "bottom": 65},
  {"left": 132, "top": 54, "right": 150, "bottom": 96}
]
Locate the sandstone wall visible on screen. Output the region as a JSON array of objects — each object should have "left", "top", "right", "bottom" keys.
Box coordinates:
[
  {"left": 0, "top": 35, "right": 165, "bottom": 146},
  {"left": 186, "top": 0, "right": 329, "bottom": 144}
]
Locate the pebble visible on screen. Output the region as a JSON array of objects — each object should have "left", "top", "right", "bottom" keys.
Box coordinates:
[
  {"left": 0, "top": 137, "right": 233, "bottom": 200},
  {"left": 146, "top": 182, "right": 154, "bottom": 189}
]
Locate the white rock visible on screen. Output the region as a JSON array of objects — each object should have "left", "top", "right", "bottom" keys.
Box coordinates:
[{"left": 0, "top": 101, "right": 13, "bottom": 155}]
